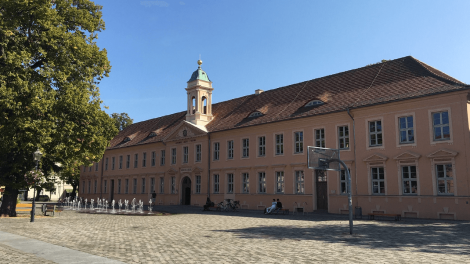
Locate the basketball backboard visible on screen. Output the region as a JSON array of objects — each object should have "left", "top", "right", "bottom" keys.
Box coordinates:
[{"left": 307, "top": 146, "right": 341, "bottom": 171}]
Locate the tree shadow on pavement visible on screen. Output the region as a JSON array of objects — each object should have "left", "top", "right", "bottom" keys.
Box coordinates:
[{"left": 212, "top": 221, "right": 470, "bottom": 255}]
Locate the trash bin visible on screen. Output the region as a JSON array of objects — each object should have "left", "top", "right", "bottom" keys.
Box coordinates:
[{"left": 355, "top": 206, "right": 362, "bottom": 219}]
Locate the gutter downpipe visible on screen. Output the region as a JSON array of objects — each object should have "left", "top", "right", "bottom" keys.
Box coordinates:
[
  {"left": 346, "top": 108, "right": 359, "bottom": 204},
  {"left": 207, "top": 132, "right": 211, "bottom": 199}
]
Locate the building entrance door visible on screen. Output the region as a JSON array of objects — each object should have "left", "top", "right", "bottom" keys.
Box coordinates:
[
  {"left": 110, "top": 180, "right": 114, "bottom": 202},
  {"left": 316, "top": 170, "right": 328, "bottom": 210},
  {"left": 181, "top": 177, "right": 191, "bottom": 205}
]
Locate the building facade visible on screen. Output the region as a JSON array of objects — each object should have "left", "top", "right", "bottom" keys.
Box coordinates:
[{"left": 80, "top": 57, "right": 470, "bottom": 220}]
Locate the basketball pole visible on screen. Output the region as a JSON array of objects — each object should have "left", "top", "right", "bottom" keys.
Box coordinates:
[{"left": 329, "top": 159, "right": 353, "bottom": 235}]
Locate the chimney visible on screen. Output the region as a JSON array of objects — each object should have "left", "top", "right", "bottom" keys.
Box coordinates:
[{"left": 255, "top": 89, "right": 264, "bottom": 95}]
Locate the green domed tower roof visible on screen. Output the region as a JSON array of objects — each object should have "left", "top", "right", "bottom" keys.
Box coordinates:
[{"left": 187, "top": 60, "right": 211, "bottom": 83}]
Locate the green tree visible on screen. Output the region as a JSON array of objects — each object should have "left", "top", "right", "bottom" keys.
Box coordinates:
[
  {"left": 111, "top": 112, "right": 133, "bottom": 131},
  {"left": 0, "top": 0, "right": 118, "bottom": 216}
]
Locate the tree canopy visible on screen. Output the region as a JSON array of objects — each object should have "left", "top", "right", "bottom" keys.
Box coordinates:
[
  {"left": 111, "top": 112, "right": 133, "bottom": 131},
  {"left": 0, "top": 0, "right": 118, "bottom": 215}
]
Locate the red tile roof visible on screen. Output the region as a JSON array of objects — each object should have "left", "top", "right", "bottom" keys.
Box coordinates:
[{"left": 108, "top": 56, "right": 468, "bottom": 149}]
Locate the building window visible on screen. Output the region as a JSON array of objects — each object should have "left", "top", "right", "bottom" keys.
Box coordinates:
[
  {"left": 126, "top": 155, "right": 130, "bottom": 169},
  {"left": 183, "top": 146, "right": 189, "bottom": 163},
  {"left": 171, "top": 148, "right": 176, "bottom": 165},
  {"left": 227, "top": 140, "right": 234, "bottom": 159},
  {"left": 305, "top": 100, "right": 324, "bottom": 107},
  {"left": 213, "top": 143, "right": 220, "bottom": 161},
  {"left": 161, "top": 150, "right": 165, "bottom": 166},
  {"left": 213, "top": 174, "right": 219, "bottom": 193},
  {"left": 94, "top": 180, "right": 97, "bottom": 194},
  {"left": 105, "top": 158, "right": 108, "bottom": 170},
  {"left": 295, "top": 170, "right": 305, "bottom": 194},
  {"left": 402, "top": 166, "right": 417, "bottom": 195},
  {"left": 89, "top": 166, "right": 92, "bottom": 172},
  {"left": 371, "top": 167, "right": 385, "bottom": 194},
  {"left": 83, "top": 166, "right": 86, "bottom": 172},
  {"left": 315, "top": 129, "right": 325, "bottom": 148},
  {"left": 104, "top": 180, "right": 107, "bottom": 193},
  {"left": 369, "top": 121, "right": 383, "bottom": 147},
  {"left": 95, "top": 162, "right": 98, "bottom": 171},
  {"left": 196, "top": 176, "right": 201, "bottom": 194},
  {"left": 258, "top": 136, "right": 266, "bottom": 157},
  {"left": 340, "top": 169, "right": 349, "bottom": 194},
  {"left": 338, "top": 126, "right": 349, "bottom": 149},
  {"left": 134, "top": 154, "right": 138, "bottom": 168},
  {"left": 399, "top": 116, "right": 414, "bottom": 144},
  {"left": 125, "top": 179, "right": 129, "bottom": 194},
  {"left": 227, "top": 174, "right": 234, "bottom": 193},
  {"left": 276, "top": 171, "right": 284, "bottom": 193},
  {"left": 242, "top": 173, "right": 249, "bottom": 193},
  {"left": 436, "top": 164, "right": 453, "bottom": 195},
  {"left": 159, "top": 177, "right": 164, "bottom": 194},
  {"left": 242, "top": 138, "right": 249, "bottom": 158},
  {"left": 118, "top": 179, "right": 121, "bottom": 194},
  {"left": 150, "top": 177, "right": 155, "bottom": 193},
  {"left": 112, "top": 157, "right": 115, "bottom": 170},
  {"left": 433, "top": 111, "right": 450, "bottom": 141},
  {"left": 142, "top": 152, "right": 147, "bottom": 167},
  {"left": 141, "top": 178, "right": 146, "bottom": 194},
  {"left": 171, "top": 177, "right": 176, "bottom": 194},
  {"left": 258, "top": 172, "right": 266, "bottom": 193},
  {"left": 119, "top": 156, "right": 123, "bottom": 169},
  {"left": 133, "top": 179, "right": 137, "bottom": 194},
  {"left": 151, "top": 151, "right": 156, "bottom": 166},
  {"left": 86, "top": 181, "right": 89, "bottom": 194},
  {"left": 275, "top": 134, "right": 284, "bottom": 155},
  {"left": 294, "top": 132, "right": 303, "bottom": 153},
  {"left": 196, "top": 144, "right": 202, "bottom": 162}
]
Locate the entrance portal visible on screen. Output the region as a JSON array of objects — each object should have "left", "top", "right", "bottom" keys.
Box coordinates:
[
  {"left": 181, "top": 177, "right": 191, "bottom": 205},
  {"left": 316, "top": 170, "right": 328, "bottom": 210}
]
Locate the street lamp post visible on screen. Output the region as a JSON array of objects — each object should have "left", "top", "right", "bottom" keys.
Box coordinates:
[{"left": 31, "top": 149, "right": 43, "bottom": 222}]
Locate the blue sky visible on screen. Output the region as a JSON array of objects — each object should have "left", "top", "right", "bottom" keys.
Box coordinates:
[{"left": 93, "top": 0, "right": 470, "bottom": 123}]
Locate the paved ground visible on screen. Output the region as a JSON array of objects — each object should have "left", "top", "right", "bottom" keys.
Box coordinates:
[{"left": 0, "top": 205, "right": 469, "bottom": 263}]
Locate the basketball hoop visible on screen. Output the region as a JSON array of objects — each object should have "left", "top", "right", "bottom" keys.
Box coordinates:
[{"left": 307, "top": 146, "right": 354, "bottom": 235}]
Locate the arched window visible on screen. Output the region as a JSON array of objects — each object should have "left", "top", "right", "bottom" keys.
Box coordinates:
[
  {"left": 202, "top": 96, "right": 207, "bottom": 114},
  {"left": 304, "top": 100, "right": 324, "bottom": 107},
  {"left": 192, "top": 96, "right": 196, "bottom": 114},
  {"left": 248, "top": 111, "right": 263, "bottom": 118}
]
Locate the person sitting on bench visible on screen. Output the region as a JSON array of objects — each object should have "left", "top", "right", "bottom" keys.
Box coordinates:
[
  {"left": 203, "top": 197, "right": 214, "bottom": 211},
  {"left": 273, "top": 199, "right": 282, "bottom": 213},
  {"left": 265, "top": 199, "right": 277, "bottom": 214}
]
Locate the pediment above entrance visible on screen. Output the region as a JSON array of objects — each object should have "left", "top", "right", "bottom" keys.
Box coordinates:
[
  {"left": 394, "top": 151, "right": 421, "bottom": 161},
  {"left": 427, "top": 149, "right": 458, "bottom": 159},
  {"left": 167, "top": 167, "right": 178, "bottom": 175},
  {"left": 363, "top": 153, "right": 388, "bottom": 162},
  {"left": 163, "top": 121, "right": 208, "bottom": 142},
  {"left": 192, "top": 166, "right": 203, "bottom": 173}
]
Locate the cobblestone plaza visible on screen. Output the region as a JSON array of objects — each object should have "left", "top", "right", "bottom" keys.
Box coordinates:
[{"left": 0, "top": 206, "right": 469, "bottom": 263}]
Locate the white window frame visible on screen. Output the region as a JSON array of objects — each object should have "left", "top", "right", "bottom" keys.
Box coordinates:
[
  {"left": 160, "top": 150, "right": 165, "bottom": 166},
  {"left": 371, "top": 167, "right": 385, "bottom": 195},
  {"left": 134, "top": 153, "right": 138, "bottom": 168},
  {"left": 195, "top": 144, "right": 202, "bottom": 162},
  {"left": 432, "top": 111, "right": 451, "bottom": 141},
  {"left": 258, "top": 172, "right": 266, "bottom": 193},
  {"left": 142, "top": 152, "right": 147, "bottom": 167},
  {"left": 126, "top": 155, "right": 130, "bottom": 169},
  {"left": 338, "top": 126, "right": 349, "bottom": 150},
  {"left": 213, "top": 174, "right": 220, "bottom": 194},
  {"left": 196, "top": 175, "right": 201, "bottom": 194},
  {"left": 436, "top": 164, "right": 454, "bottom": 195},
  {"left": 428, "top": 108, "right": 453, "bottom": 145},
  {"left": 171, "top": 176, "right": 176, "bottom": 194},
  {"left": 105, "top": 158, "right": 108, "bottom": 171},
  {"left": 294, "top": 131, "right": 303, "bottom": 154},
  {"left": 368, "top": 120, "right": 383, "bottom": 147},
  {"left": 275, "top": 134, "right": 284, "bottom": 155},
  {"left": 295, "top": 170, "right": 305, "bottom": 194},
  {"left": 402, "top": 165, "right": 418, "bottom": 195},
  {"left": 315, "top": 128, "right": 325, "bottom": 148},
  {"left": 150, "top": 177, "right": 155, "bottom": 193},
  {"left": 104, "top": 180, "right": 107, "bottom": 193},
  {"left": 242, "top": 138, "right": 249, "bottom": 158},
  {"left": 398, "top": 116, "right": 415, "bottom": 144},
  {"left": 133, "top": 178, "right": 137, "bottom": 194},
  {"left": 171, "top": 148, "right": 177, "bottom": 165},
  {"left": 159, "top": 177, "right": 164, "bottom": 194},
  {"left": 141, "top": 178, "right": 146, "bottom": 194},
  {"left": 151, "top": 151, "right": 156, "bottom": 166},
  {"left": 227, "top": 173, "right": 234, "bottom": 193},
  {"left": 242, "top": 173, "right": 249, "bottom": 193},
  {"left": 213, "top": 142, "right": 220, "bottom": 161},
  {"left": 339, "top": 169, "right": 349, "bottom": 195},
  {"left": 118, "top": 179, "right": 121, "bottom": 194},
  {"left": 183, "top": 146, "right": 189, "bottom": 163},
  {"left": 125, "top": 179, "right": 129, "bottom": 194},
  {"left": 275, "top": 171, "right": 284, "bottom": 194},
  {"left": 95, "top": 162, "right": 99, "bottom": 171},
  {"left": 86, "top": 180, "right": 89, "bottom": 194},
  {"left": 258, "top": 136, "right": 266, "bottom": 157},
  {"left": 94, "top": 180, "right": 97, "bottom": 194},
  {"left": 227, "top": 140, "right": 234, "bottom": 159},
  {"left": 112, "top": 157, "right": 115, "bottom": 170}
]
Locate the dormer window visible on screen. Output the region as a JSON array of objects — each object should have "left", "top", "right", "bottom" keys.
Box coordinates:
[
  {"left": 305, "top": 100, "right": 324, "bottom": 107},
  {"left": 248, "top": 111, "right": 263, "bottom": 118},
  {"left": 148, "top": 132, "right": 157, "bottom": 138},
  {"left": 123, "top": 137, "right": 131, "bottom": 143}
]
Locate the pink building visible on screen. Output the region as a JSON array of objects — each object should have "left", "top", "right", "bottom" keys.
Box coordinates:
[{"left": 80, "top": 57, "right": 470, "bottom": 220}]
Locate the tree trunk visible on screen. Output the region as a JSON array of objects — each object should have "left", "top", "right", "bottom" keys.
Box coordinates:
[
  {"left": 71, "top": 184, "right": 77, "bottom": 199},
  {"left": 0, "top": 186, "right": 19, "bottom": 217}
]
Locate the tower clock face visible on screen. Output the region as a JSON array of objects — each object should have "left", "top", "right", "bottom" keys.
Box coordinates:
[{"left": 183, "top": 130, "right": 187, "bottom": 137}]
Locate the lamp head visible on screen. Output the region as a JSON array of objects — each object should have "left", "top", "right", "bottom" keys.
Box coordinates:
[{"left": 33, "top": 149, "right": 43, "bottom": 161}]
